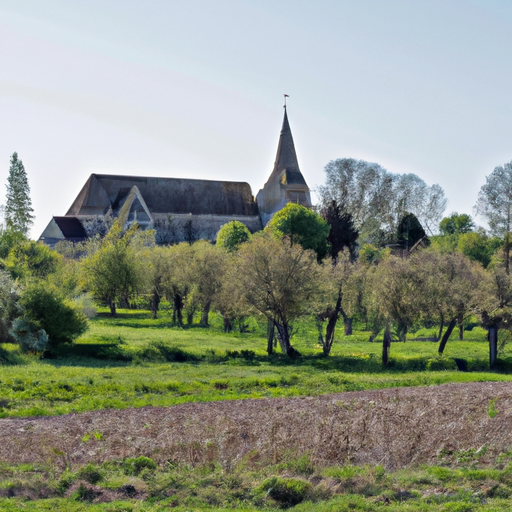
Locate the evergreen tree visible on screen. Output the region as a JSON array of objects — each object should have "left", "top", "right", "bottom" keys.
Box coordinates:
[{"left": 5, "top": 152, "right": 34, "bottom": 235}]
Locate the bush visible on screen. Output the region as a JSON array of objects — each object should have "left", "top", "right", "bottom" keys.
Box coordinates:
[
  {"left": 426, "top": 357, "right": 458, "bottom": 371},
  {"left": 18, "top": 282, "right": 88, "bottom": 347},
  {"left": 78, "top": 463, "right": 103, "bottom": 484},
  {"left": 258, "top": 476, "right": 313, "bottom": 508},
  {"left": 9, "top": 318, "right": 49, "bottom": 353},
  {"left": 123, "top": 456, "right": 157, "bottom": 476}
]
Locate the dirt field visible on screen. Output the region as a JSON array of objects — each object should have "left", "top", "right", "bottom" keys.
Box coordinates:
[{"left": 2, "top": 381, "right": 512, "bottom": 471}]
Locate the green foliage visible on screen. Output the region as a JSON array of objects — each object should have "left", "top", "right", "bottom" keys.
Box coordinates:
[
  {"left": 9, "top": 317, "right": 49, "bottom": 353},
  {"left": 216, "top": 220, "right": 251, "bottom": 252},
  {"left": 123, "top": 456, "right": 156, "bottom": 476},
  {"left": 426, "top": 357, "right": 457, "bottom": 371},
  {"left": 18, "top": 282, "right": 88, "bottom": 347},
  {"left": 2, "top": 240, "right": 62, "bottom": 280},
  {"left": 266, "top": 203, "right": 330, "bottom": 260},
  {"left": 4, "top": 152, "right": 34, "bottom": 235},
  {"left": 456, "top": 231, "right": 500, "bottom": 268},
  {"left": 0, "top": 226, "right": 26, "bottom": 259},
  {"left": 259, "top": 476, "right": 313, "bottom": 507},
  {"left": 80, "top": 221, "right": 146, "bottom": 316},
  {"left": 439, "top": 213, "right": 475, "bottom": 236}
]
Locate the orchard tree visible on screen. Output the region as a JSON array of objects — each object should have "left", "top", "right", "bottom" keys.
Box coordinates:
[
  {"left": 475, "top": 161, "right": 512, "bottom": 273},
  {"left": 81, "top": 221, "right": 146, "bottom": 316},
  {"left": 235, "top": 234, "right": 324, "bottom": 357},
  {"left": 5, "top": 153, "right": 34, "bottom": 235}
]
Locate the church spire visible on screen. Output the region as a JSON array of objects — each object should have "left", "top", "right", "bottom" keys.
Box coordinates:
[{"left": 270, "top": 105, "right": 303, "bottom": 182}]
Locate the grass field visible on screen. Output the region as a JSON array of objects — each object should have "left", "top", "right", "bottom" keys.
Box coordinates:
[
  {"left": 2, "top": 309, "right": 512, "bottom": 510},
  {"left": 1, "top": 309, "right": 511, "bottom": 419}
]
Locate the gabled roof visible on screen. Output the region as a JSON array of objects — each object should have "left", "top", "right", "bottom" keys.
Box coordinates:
[
  {"left": 266, "top": 107, "right": 307, "bottom": 187},
  {"left": 53, "top": 216, "right": 87, "bottom": 238},
  {"left": 66, "top": 174, "right": 259, "bottom": 217}
]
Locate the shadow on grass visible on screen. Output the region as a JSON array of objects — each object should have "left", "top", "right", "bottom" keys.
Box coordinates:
[{"left": 37, "top": 340, "right": 511, "bottom": 375}]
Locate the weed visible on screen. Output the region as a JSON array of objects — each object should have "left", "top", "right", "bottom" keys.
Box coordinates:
[{"left": 488, "top": 398, "right": 499, "bottom": 418}]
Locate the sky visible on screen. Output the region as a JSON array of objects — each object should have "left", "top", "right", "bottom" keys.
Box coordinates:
[{"left": 1, "top": 0, "right": 512, "bottom": 239}]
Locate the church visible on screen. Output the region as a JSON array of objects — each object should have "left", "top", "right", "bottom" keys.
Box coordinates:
[{"left": 39, "top": 107, "right": 312, "bottom": 246}]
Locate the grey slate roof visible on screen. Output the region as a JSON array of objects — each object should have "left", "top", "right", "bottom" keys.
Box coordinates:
[{"left": 66, "top": 174, "right": 259, "bottom": 217}]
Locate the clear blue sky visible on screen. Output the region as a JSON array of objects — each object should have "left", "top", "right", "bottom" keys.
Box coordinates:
[{"left": 1, "top": 0, "right": 512, "bottom": 238}]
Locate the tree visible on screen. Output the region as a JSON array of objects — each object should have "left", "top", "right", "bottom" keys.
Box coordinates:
[
  {"left": 216, "top": 221, "right": 251, "bottom": 252},
  {"left": 188, "top": 241, "right": 227, "bottom": 326},
  {"left": 475, "top": 161, "right": 512, "bottom": 273},
  {"left": 2, "top": 240, "right": 61, "bottom": 280},
  {"left": 265, "top": 203, "right": 330, "bottom": 260},
  {"left": 316, "top": 252, "right": 356, "bottom": 355},
  {"left": 4, "top": 153, "right": 34, "bottom": 235},
  {"left": 439, "top": 213, "right": 475, "bottom": 236},
  {"left": 235, "top": 234, "right": 324, "bottom": 357},
  {"left": 0, "top": 269, "right": 18, "bottom": 342},
  {"left": 318, "top": 158, "right": 446, "bottom": 243},
  {"left": 17, "top": 281, "right": 88, "bottom": 348},
  {"left": 319, "top": 200, "right": 358, "bottom": 261},
  {"left": 81, "top": 222, "right": 146, "bottom": 316}
]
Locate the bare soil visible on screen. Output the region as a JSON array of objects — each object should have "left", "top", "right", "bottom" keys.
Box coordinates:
[{"left": 2, "top": 381, "right": 512, "bottom": 470}]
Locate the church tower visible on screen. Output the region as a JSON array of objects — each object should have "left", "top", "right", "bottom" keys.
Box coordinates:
[{"left": 256, "top": 106, "right": 312, "bottom": 225}]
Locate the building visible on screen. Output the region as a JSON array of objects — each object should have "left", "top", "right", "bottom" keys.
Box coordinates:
[{"left": 39, "top": 107, "right": 312, "bottom": 246}]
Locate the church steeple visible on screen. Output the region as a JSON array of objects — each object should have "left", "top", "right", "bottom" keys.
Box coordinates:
[{"left": 256, "top": 104, "right": 312, "bottom": 225}]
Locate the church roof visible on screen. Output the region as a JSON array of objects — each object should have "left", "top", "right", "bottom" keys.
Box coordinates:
[
  {"left": 66, "top": 174, "right": 259, "bottom": 217},
  {"left": 267, "top": 108, "right": 307, "bottom": 187}
]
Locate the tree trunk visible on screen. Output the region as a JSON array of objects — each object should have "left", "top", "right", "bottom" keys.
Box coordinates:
[
  {"left": 174, "top": 294, "right": 183, "bottom": 325},
  {"left": 489, "top": 325, "right": 498, "bottom": 369},
  {"left": 382, "top": 324, "right": 391, "bottom": 366},
  {"left": 107, "top": 299, "right": 116, "bottom": 317},
  {"left": 275, "top": 322, "right": 293, "bottom": 357},
  {"left": 201, "top": 300, "right": 211, "bottom": 326},
  {"left": 267, "top": 319, "right": 274, "bottom": 356},
  {"left": 186, "top": 312, "right": 194, "bottom": 325},
  {"left": 323, "top": 292, "right": 343, "bottom": 356},
  {"left": 458, "top": 314, "right": 464, "bottom": 340},
  {"left": 438, "top": 318, "right": 457, "bottom": 355},
  {"left": 150, "top": 291, "right": 160, "bottom": 319},
  {"left": 223, "top": 316, "right": 232, "bottom": 333},
  {"left": 344, "top": 317, "right": 353, "bottom": 336}
]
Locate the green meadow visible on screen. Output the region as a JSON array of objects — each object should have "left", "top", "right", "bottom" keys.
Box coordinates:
[{"left": 1, "top": 309, "right": 512, "bottom": 419}]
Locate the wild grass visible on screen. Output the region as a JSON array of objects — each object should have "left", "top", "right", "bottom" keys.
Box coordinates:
[
  {"left": 1, "top": 451, "right": 512, "bottom": 511},
  {"left": 1, "top": 309, "right": 511, "bottom": 419}
]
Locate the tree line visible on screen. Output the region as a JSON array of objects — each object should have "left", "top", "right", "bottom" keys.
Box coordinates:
[{"left": 2, "top": 153, "right": 512, "bottom": 368}]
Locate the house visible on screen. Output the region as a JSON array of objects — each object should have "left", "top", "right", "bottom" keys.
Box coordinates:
[{"left": 39, "top": 107, "right": 312, "bottom": 246}]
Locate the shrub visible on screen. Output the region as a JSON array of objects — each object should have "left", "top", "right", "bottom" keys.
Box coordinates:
[
  {"left": 9, "top": 318, "right": 48, "bottom": 353},
  {"left": 259, "top": 476, "right": 313, "bottom": 508},
  {"left": 18, "top": 282, "right": 88, "bottom": 347},
  {"left": 78, "top": 463, "right": 103, "bottom": 484},
  {"left": 426, "top": 357, "right": 457, "bottom": 371},
  {"left": 123, "top": 456, "right": 157, "bottom": 476}
]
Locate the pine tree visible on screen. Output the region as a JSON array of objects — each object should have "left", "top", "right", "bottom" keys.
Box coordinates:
[{"left": 5, "top": 152, "right": 34, "bottom": 235}]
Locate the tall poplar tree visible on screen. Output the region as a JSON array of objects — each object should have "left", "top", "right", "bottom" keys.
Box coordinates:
[{"left": 5, "top": 152, "right": 34, "bottom": 235}]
